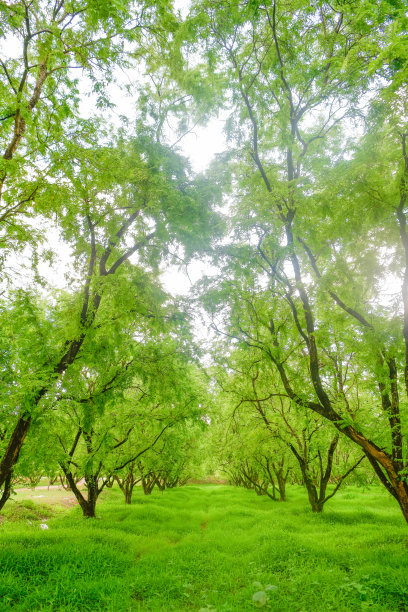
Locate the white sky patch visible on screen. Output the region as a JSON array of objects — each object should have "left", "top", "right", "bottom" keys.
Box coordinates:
[
  {"left": 177, "top": 116, "right": 227, "bottom": 173},
  {"left": 161, "top": 257, "right": 219, "bottom": 297}
]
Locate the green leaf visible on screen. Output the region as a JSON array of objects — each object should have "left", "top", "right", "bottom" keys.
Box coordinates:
[{"left": 252, "top": 591, "right": 268, "bottom": 607}]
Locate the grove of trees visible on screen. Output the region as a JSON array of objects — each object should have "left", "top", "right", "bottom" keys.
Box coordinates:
[{"left": 1, "top": 0, "right": 408, "bottom": 523}]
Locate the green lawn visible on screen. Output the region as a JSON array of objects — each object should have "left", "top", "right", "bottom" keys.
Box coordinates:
[{"left": 0, "top": 485, "right": 407, "bottom": 611}]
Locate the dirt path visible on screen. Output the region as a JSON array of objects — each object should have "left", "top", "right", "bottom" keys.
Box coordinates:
[{"left": 15, "top": 480, "right": 85, "bottom": 492}]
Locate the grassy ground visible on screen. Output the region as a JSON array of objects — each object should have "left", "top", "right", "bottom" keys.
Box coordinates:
[
  {"left": 6, "top": 485, "right": 82, "bottom": 510},
  {"left": 0, "top": 484, "right": 407, "bottom": 611}
]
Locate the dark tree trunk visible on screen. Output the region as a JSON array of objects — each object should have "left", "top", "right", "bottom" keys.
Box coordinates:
[
  {"left": 0, "top": 415, "right": 32, "bottom": 495},
  {"left": 156, "top": 477, "right": 166, "bottom": 491},
  {"left": 264, "top": 460, "right": 277, "bottom": 500},
  {"left": 289, "top": 437, "right": 337, "bottom": 513},
  {"left": 275, "top": 470, "right": 287, "bottom": 502},
  {"left": 141, "top": 474, "right": 157, "bottom": 495},
  {"left": 60, "top": 466, "right": 99, "bottom": 518},
  {"left": 114, "top": 465, "right": 140, "bottom": 505},
  {"left": 289, "top": 437, "right": 364, "bottom": 513},
  {"left": 125, "top": 488, "right": 133, "bottom": 504},
  {"left": 80, "top": 497, "right": 97, "bottom": 518},
  {"left": 0, "top": 473, "right": 12, "bottom": 511},
  {"left": 123, "top": 476, "right": 136, "bottom": 505},
  {"left": 83, "top": 476, "right": 98, "bottom": 518},
  {"left": 139, "top": 463, "right": 157, "bottom": 495},
  {"left": 0, "top": 205, "right": 159, "bottom": 513},
  {"left": 305, "top": 477, "right": 323, "bottom": 513}
]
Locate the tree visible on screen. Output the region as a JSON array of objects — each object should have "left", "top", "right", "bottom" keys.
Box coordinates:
[
  {"left": 0, "top": 137, "right": 220, "bottom": 510},
  {"left": 0, "top": 0, "right": 179, "bottom": 252},
  {"left": 137, "top": 419, "right": 208, "bottom": 494},
  {"left": 192, "top": 0, "right": 408, "bottom": 522},
  {"left": 213, "top": 347, "right": 364, "bottom": 510},
  {"left": 46, "top": 337, "right": 208, "bottom": 516}
]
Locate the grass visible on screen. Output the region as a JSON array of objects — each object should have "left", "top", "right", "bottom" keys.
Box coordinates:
[
  {"left": 1, "top": 484, "right": 408, "bottom": 611},
  {"left": 9, "top": 486, "right": 82, "bottom": 509}
]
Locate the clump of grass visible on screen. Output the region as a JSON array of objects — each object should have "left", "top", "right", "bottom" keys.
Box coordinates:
[
  {"left": 0, "top": 485, "right": 407, "bottom": 611},
  {"left": 1, "top": 499, "right": 54, "bottom": 523}
]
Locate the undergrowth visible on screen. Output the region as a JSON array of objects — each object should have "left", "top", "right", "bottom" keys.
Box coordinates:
[{"left": 0, "top": 485, "right": 407, "bottom": 611}]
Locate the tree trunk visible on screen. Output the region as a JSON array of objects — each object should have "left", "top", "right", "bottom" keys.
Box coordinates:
[
  {"left": 304, "top": 474, "right": 322, "bottom": 512},
  {"left": 79, "top": 497, "right": 97, "bottom": 518},
  {"left": 61, "top": 467, "right": 99, "bottom": 518},
  {"left": 114, "top": 464, "right": 140, "bottom": 505},
  {"left": 0, "top": 473, "right": 12, "bottom": 512},
  {"left": 0, "top": 234, "right": 105, "bottom": 510},
  {"left": 84, "top": 476, "right": 98, "bottom": 518},
  {"left": 156, "top": 477, "right": 166, "bottom": 491},
  {"left": 125, "top": 488, "right": 133, "bottom": 504},
  {"left": 124, "top": 477, "right": 135, "bottom": 504},
  {"left": 0, "top": 415, "right": 31, "bottom": 494},
  {"left": 289, "top": 445, "right": 324, "bottom": 512},
  {"left": 364, "top": 450, "right": 408, "bottom": 524},
  {"left": 276, "top": 471, "right": 287, "bottom": 502},
  {"left": 141, "top": 475, "right": 156, "bottom": 495}
]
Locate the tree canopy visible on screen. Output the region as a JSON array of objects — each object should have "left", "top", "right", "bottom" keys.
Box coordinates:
[{"left": 1, "top": 0, "right": 408, "bottom": 525}]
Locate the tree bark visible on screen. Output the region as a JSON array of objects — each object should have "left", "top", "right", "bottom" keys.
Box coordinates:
[
  {"left": 62, "top": 468, "right": 98, "bottom": 518},
  {"left": 0, "top": 472, "right": 12, "bottom": 511}
]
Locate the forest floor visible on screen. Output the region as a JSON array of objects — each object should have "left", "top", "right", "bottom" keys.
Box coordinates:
[
  {"left": 10, "top": 485, "right": 83, "bottom": 509},
  {"left": 0, "top": 484, "right": 407, "bottom": 611}
]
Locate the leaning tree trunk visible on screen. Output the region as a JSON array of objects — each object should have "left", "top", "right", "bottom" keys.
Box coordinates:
[
  {"left": 61, "top": 467, "right": 99, "bottom": 518},
  {"left": 0, "top": 215, "right": 115, "bottom": 510},
  {"left": 0, "top": 473, "right": 12, "bottom": 512},
  {"left": 0, "top": 415, "right": 32, "bottom": 510}
]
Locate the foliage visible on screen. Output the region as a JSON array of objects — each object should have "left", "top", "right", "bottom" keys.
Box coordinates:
[
  {"left": 2, "top": 0, "right": 408, "bottom": 535},
  {"left": 0, "top": 0, "right": 181, "bottom": 252},
  {"left": 192, "top": 0, "right": 408, "bottom": 522}
]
